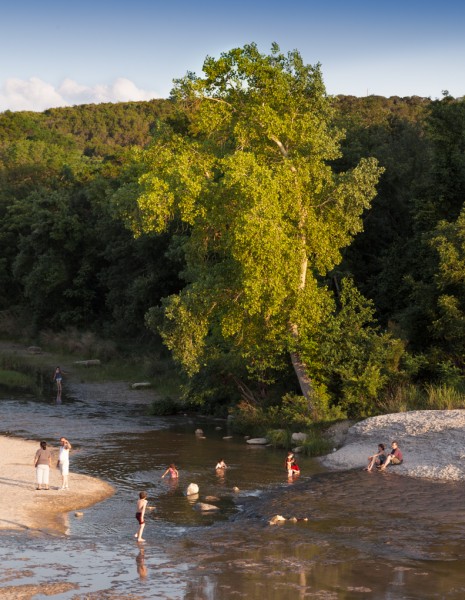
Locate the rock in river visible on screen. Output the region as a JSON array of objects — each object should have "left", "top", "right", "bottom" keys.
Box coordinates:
[
  {"left": 194, "top": 503, "right": 219, "bottom": 512},
  {"left": 186, "top": 483, "right": 199, "bottom": 496}
]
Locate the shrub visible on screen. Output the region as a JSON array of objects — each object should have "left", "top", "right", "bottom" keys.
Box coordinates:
[
  {"left": 376, "top": 382, "right": 465, "bottom": 413},
  {"left": 298, "top": 430, "right": 334, "bottom": 457},
  {"left": 229, "top": 401, "right": 268, "bottom": 434},
  {"left": 39, "top": 328, "right": 118, "bottom": 360},
  {"left": 147, "top": 396, "right": 182, "bottom": 416},
  {"left": 231, "top": 390, "right": 346, "bottom": 436},
  {"left": 277, "top": 393, "right": 314, "bottom": 428},
  {"left": 424, "top": 384, "right": 465, "bottom": 410},
  {"left": 0, "top": 369, "right": 37, "bottom": 392},
  {"left": 376, "top": 383, "right": 421, "bottom": 413},
  {"left": 266, "top": 428, "right": 291, "bottom": 448}
]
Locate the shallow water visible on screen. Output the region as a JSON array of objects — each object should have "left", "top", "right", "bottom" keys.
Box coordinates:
[{"left": 1, "top": 386, "right": 465, "bottom": 599}]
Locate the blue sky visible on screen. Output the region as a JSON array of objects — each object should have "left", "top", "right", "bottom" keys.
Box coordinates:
[{"left": 1, "top": 0, "right": 464, "bottom": 112}]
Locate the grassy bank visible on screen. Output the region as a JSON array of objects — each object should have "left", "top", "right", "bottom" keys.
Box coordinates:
[
  {"left": 0, "top": 332, "right": 184, "bottom": 400},
  {"left": 3, "top": 331, "right": 465, "bottom": 460}
]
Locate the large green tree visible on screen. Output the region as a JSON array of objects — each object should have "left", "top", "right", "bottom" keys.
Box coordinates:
[{"left": 132, "top": 44, "right": 383, "bottom": 410}]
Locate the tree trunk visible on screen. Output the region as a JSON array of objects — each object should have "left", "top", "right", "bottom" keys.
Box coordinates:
[
  {"left": 289, "top": 251, "right": 316, "bottom": 414},
  {"left": 290, "top": 350, "right": 314, "bottom": 406}
]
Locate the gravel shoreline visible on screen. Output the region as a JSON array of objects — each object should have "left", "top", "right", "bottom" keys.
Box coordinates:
[
  {"left": 321, "top": 409, "right": 465, "bottom": 481},
  {"left": 0, "top": 435, "right": 114, "bottom": 533}
]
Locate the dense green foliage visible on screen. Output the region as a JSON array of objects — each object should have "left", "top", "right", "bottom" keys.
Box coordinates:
[
  {"left": 2, "top": 45, "right": 465, "bottom": 421},
  {"left": 0, "top": 99, "right": 182, "bottom": 338},
  {"left": 130, "top": 44, "right": 383, "bottom": 416}
]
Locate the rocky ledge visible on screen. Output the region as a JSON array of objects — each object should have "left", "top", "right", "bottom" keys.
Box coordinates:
[{"left": 321, "top": 410, "right": 465, "bottom": 481}]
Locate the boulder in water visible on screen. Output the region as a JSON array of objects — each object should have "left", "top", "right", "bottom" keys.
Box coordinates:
[
  {"left": 186, "top": 483, "right": 199, "bottom": 496},
  {"left": 74, "top": 359, "right": 101, "bottom": 367},
  {"left": 194, "top": 502, "right": 219, "bottom": 512},
  {"left": 131, "top": 382, "right": 152, "bottom": 389},
  {"left": 269, "top": 515, "right": 286, "bottom": 525},
  {"left": 27, "top": 346, "right": 42, "bottom": 354}
]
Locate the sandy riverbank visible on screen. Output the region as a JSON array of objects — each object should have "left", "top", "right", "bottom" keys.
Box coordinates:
[
  {"left": 0, "top": 435, "right": 114, "bottom": 534},
  {"left": 322, "top": 409, "right": 465, "bottom": 481}
]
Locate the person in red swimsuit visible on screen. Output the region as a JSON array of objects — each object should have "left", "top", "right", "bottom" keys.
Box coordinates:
[{"left": 285, "top": 451, "right": 300, "bottom": 477}]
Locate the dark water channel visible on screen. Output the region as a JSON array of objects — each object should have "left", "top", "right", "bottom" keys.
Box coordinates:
[{"left": 1, "top": 385, "right": 465, "bottom": 599}]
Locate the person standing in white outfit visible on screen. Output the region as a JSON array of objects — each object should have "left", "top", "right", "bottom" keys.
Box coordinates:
[
  {"left": 57, "top": 437, "right": 72, "bottom": 489},
  {"left": 34, "top": 440, "right": 52, "bottom": 490}
]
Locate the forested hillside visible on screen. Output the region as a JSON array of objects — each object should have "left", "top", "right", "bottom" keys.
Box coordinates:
[{"left": 2, "top": 56, "right": 465, "bottom": 420}]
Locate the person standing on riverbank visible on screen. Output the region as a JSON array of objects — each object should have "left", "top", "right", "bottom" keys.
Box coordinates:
[
  {"left": 57, "top": 437, "right": 72, "bottom": 489},
  {"left": 34, "top": 440, "right": 52, "bottom": 490},
  {"left": 135, "top": 491, "right": 148, "bottom": 542},
  {"left": 52, "top": 367, "right": 64, "bottom": 394}
]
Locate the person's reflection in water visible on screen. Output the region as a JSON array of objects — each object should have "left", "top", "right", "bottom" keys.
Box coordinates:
[
  {"left": 165, "top": 477, "right": 179, "bottom": 494},
  {"left": 136, "top": 548, "right": 148, "bottom": 579},
  {"left": 215, "top": 468, "right": 226, "bottom": 484},
  {"left": 55, "top": 391, "right": 62, "bottom": 405},
  {"left": 186, "top": 493, "right": 199, "bottom": 506},
  {"left": 57, "top": 512, "right": 70, "bottom": 536}
]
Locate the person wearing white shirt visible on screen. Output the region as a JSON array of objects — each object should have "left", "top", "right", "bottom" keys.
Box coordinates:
[{"left": 57, "top": 437, "right": 72, "bottom": 489}]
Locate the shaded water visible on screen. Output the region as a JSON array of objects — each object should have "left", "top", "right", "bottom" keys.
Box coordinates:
[{"left": 1, "top": 385, "right": 465, "bottom": 599}]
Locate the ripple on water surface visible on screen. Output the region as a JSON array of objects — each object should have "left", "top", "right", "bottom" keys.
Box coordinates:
[{"left": 2, "top": 391, "right": 465, "bottom": 598}]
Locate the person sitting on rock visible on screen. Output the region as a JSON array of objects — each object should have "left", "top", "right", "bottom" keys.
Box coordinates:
[
  {"left": 378, "top": 441, "right": 403, "bottom": 470},
  {"left": 365, "top": 443, "right": 386, "bottom": 471}
]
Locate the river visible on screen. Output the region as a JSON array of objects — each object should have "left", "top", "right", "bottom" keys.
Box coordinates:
[{"left": 1, "top": 382, "right": 465, "bottom": 599}]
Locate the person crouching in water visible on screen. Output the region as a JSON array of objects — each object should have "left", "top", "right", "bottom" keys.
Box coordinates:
[{"left": 285, "top": 451, "right": 300, "bottom": 477}]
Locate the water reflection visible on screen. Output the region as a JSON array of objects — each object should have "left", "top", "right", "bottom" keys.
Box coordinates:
[
  {"left": 2, "top": 388, "right": 465, "bottom": 599},
  {"left": 136, "top": 548, "right": 148, "bottom": 579},
  {"left": 215, "top": 469, "right": 226, "bottom": 484}
]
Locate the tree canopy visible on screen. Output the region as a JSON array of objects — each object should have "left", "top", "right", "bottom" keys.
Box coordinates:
[
  {"left": 132, "top": 44, "right": 383, "bottom": 410},
  {"left": 2, "top": 51, "right": 465, "bottom": 419}
]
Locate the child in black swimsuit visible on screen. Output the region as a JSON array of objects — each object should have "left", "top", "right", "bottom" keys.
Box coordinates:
[{"left": 135, "top": 491, "right": 148, "bottom": 542}]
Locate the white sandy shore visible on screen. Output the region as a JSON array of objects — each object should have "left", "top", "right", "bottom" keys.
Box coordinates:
[
  {"left": 0, "top": 435, "right": 114, "bottom": 533},
  {"left": 321, "top": 409, "right": 465, "bottom": 481}
]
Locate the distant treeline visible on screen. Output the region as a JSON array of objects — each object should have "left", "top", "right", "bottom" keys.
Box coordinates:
[{"left": 2, "top": 88, "right": 465, "bottom": 417}]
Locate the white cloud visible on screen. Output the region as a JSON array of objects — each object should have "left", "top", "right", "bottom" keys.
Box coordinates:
[
  {"left": 0, "top": 77, "right": 65, "bottom": 112},
  {"left": 0, "top": 77, "right": 159, "bottom": 112}
]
